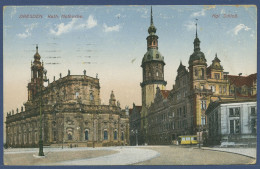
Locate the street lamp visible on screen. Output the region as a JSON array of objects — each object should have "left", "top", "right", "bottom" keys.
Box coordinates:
[
  {"left": 77, "top": 126, "right": 80, "bottom": 147},
  {"left": 38, "top": 68, "right": 48, "bottom": 156},
  {"left": 131, "top": 129, "right": 138, "bottom": 146},
  {"left": 92, "top": 114, "right": 95, "bottom": 148}
]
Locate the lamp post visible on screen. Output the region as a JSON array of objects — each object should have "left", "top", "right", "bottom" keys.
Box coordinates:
[
  {"left": 92, "top": 114, "right": 95, "bottom": 148},
  {"left": 38, "top": 69, "right": 48, "bottom": 156},
  {"left": 77, "top": 126, "right": 80, "bottom": 147},
  {"left": 62, "top": 113, "right": 64, "bottom": 149},
  {"left": 131, "top": 129, "right": 138, "bottom": 146},
  {"left": 135, "top": 129, "right": 138, "bottom": 146}
]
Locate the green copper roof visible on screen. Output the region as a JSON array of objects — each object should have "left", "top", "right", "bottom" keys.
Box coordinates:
[
  {"left": 189, "top": 51, "right": 207, "bottom": 65},
  {"left": 142, "top": 49, "right": 164, "bottom": 65}
]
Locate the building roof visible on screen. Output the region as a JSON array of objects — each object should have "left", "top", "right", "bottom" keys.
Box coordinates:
[
  {"left": 142, "top": 49, "right": 164, "bottom": 65},
  {"left": 227, "top": 73, "right": 257, "bottom": 87},
  {"left": 206, "top": 98, "right": 257, "bottom": 115}
]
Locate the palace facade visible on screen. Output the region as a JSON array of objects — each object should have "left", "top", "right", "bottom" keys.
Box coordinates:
[
  {"left": 6, "top": 46, "right": 129, "bottom": 148},
  {"left": 130, "top": 7, "right": 257, "bottom": 145}
]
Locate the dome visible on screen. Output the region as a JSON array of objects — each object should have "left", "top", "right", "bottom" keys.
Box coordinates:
[
  {"left": 34, "top": 45, "right": 41, "bottom": 61},
  {"left": 34, "top": 52, "right": 41, "bottom": 60},
  {"left": 142, "top": 49, "right": 164, "bottom": 65},
  {"left": 189, "top": 51, "right": 207, "bottom": 65},
  {"left": 148, "top": 24, "right": 157, "bottom": 34}
]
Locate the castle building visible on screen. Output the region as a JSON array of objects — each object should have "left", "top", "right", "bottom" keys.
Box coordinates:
[
  {"left": 206, "top": 99, "right": 257, "bottom": 146},
  {"left": 139, "top": 7, "right": 167, "bottom": 144},
  {"left": 131, "top": 7, "right": 257, "bottom": 145},
  {"left": 6, "top": 46, "right": 129, "bottom": 148}
]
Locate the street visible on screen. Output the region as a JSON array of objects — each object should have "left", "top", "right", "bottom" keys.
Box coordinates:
[{"left": 4, "top": 146, "right": 256, "bottom": 165}]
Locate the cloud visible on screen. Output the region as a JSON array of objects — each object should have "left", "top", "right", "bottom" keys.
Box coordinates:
[
  {"left": 50, "top": 15, "right": 97, "bottom": 36},
  {"left": 17, "top": 23, "right": 38, "bottom": 38},
  {"left": 76, "top": 15, "right": 97, "bottom": 29},
  {"left": 85, "top": 15, "right": 97, "bottom": 29},
  {"left": 103, "top": 24, "right": 121, "bottom": 32},
  {"left": 232, "top": 24, "right": 251, "bottom": 35},
  {"left": 184, "top": 21, "right": 196, "bottom": 31},
  {"left": 191, "top": 9, "right": 206, "bottom": 17},
  {"left": 50, "top": 18, "right": 77, "bottom": 36}
]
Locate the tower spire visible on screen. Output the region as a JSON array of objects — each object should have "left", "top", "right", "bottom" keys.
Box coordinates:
[
  {"left": 36, "top": 44, "right": 38, "bottom": 53},
  {"left": 195, "top": 18, "right": 198, "bottom": 38},
  {"left": 150, "top": 6, "right": 153, "bottom": 26}
]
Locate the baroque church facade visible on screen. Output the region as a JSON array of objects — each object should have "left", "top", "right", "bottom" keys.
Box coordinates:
[
  {"left": 130, "top": 7, "right": 257, "bottom": 145},
  {"left": 6, "top": 46, "right": 129, "bottom": 148}
]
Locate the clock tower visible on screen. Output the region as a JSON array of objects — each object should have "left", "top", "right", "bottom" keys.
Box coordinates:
[{"left": 140, "top": 7, "right": 167, "bottom": 143}]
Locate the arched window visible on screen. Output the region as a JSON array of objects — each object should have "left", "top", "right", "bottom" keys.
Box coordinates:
[
  {"left": 201, "top": 68, "right": 204, "bottom": 79},
  {"left": 195, "top": 69, "right": 198, "bottom": 76},
  {"left": 68, "top": 133, "right": 72, "bottom": 140},
  {"left": 156, "top": 71, "right": 159, "bottom": 77},
  {"left": 53, "top": 131, "right": 56, "bottom": 141},
  {"left": 104, "top": 131, "right": 108, "bottom": 140},
  {"left": 85, "top": 130, "right": 88, "bottom": 140},
  {"left": 121, "top": 132, "right": 124, "bottom": 140},
  {"left": 114, "top": 131, "right": 117, "bottom": 140},
  {"left": 90, "top": 93, "right": 94, "bottom": 101},
  {"left": 153, "top": 41, "right": 155, "bottom": 45},
  {"left": 75, "top": 92, "right": 79, "bottom": 98}
]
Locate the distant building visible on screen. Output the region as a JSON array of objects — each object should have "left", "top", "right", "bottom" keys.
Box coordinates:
[
  {"left": 129, "top": 104, "right": 142, "bottom": 145},
  {"left": 147, "top": 88, "right": 174, "bottom": 145},
  {"left": 6, "top": 46, "right": 129, "bottom": 148},
  {"left": 206, "top": 99, "right": 257, "bottom": 146}
]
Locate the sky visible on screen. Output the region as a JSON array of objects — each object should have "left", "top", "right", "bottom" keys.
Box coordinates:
[{"left": 3, "top": 5, "right": 257, "bottom": 118}]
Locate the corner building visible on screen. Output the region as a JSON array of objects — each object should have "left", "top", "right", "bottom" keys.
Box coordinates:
[{"left": 6, "top": 46, "right": 129, "bottom": 148}]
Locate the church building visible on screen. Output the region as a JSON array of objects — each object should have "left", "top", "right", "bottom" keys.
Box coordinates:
[{"left": 6, "top": 46, "right": 129, "bottom": 148}]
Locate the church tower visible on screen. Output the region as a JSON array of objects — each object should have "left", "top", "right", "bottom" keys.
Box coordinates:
[
  {"left": 27, "top": 45, "right": 45, "bottom": 101},
  {"left": 140, "top": 7, "right": 167, "bottom": 143},
  {"left": 141, "top": 6, "right": 167, "bottom": 109}
]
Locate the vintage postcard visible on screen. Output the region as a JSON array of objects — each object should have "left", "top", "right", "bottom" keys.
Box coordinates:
[{"left": 2, "top": 4, "right": 258, "bottom": 166}]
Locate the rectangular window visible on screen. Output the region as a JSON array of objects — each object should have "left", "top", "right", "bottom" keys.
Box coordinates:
[
  {"left": 235, "top": 108, "right": 240, "bottom": 116},
  {"left": 230, "top": 120, "right": 234, "bottom": 134},
  {"left": 251, "top": 118, "right": 256, "bottom": 134},
  {"left": 223, "top": 86, "right": 226, "bottom": 93},
  {"left": 201, "top": 101, "right": 206, "bottom": 110},
  {"left": 230, "top": 120, "right": 240, "bottom": 134},
  {"left": 251, "top": 107, "right": 256, "bottom": 116},
  {"left": 201, "top": 116, "right": 206, "bottom": 125},
  {"left": 214, "top": 73, "right": 220, "bottom": 79},
  {"left": 229, "top": 108, "right": 234, "bottom": 116},
  {"left": 210, "top": 85, "right": 216, "bottom": 92}
]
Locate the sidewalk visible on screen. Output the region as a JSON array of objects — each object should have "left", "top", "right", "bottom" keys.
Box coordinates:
[
  {"left": 51, "top": 146, "right": 160, "bottom": 165},
  {"left": 201, "top": 147, "right": 256, "bottom": 158}
]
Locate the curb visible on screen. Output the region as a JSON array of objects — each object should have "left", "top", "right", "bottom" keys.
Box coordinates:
[{"left": 195, "top": 147, "right": 256, "bottom": 160}]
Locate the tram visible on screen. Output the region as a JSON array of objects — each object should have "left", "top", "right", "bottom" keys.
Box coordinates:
[{"left": 177, "top": 135, "right": 198, "bottom": 145}]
